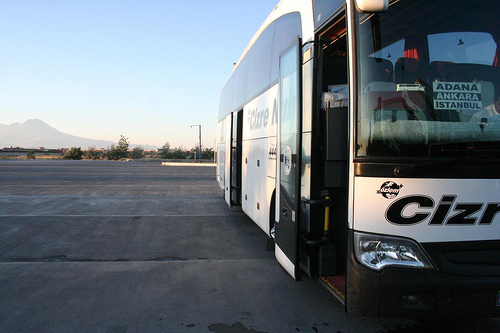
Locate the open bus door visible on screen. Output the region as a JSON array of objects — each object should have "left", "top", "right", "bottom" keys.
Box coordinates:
[
  {"left": 275, "top": 38, "right": 302, "bottom": 280},
  {"left": 230, "top": 110, "right": 243, "bottom": 206}
]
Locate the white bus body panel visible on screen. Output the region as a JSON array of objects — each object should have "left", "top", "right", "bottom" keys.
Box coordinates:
[
  {"left": 216, "top": 118, "right": 226, "bottom": 191},
  {"left": 223, "top": 114, "right": 232, "bottom": 206},
  {"left": 218, "top": 0, "right": 314, "bottom": 211},
  {"left": 241, "top": 85, "right": 278, "bottom": 235},
  {"left": 217, "top": 143, "right": 225, "bottom": 191},
  {"left": 241, "top": 138, "right": 274, "bottom": 234},
  {"left": 353, "top": 177, "right": 500, "bottom": 242}
]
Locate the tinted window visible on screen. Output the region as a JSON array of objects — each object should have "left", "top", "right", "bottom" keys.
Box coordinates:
[
  {"left": 246, "top": 25, "right": 274, "bottom": 101},
  {"left": 270, "top": 13, "right": 302, "bottom": 84},
  {"left": 356, "top": 0, "right": 500, "bottom": 158},
  {"left": 313, "top": 0, "right": 344, "bottom": 29},
  {"left": 428, "top": 32, "right": 496, "bottom": 65}
]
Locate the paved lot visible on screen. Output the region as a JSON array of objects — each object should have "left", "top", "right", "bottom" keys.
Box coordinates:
[{"left": 0, "top": 160, "right": 499, "bottom": 332}]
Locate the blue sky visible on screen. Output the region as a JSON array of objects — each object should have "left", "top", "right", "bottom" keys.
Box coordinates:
[{"left": 0, "top": 0, "right": 278, "bottom": 148}]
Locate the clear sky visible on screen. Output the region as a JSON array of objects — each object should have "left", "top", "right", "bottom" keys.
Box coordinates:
[{"left": 0, "top": 0, "right": 278, "bottom": 149}]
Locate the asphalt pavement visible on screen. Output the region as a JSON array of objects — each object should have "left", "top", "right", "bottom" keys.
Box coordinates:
[{"left": 0, "top": 160, "right": 498, "bottom": 332}]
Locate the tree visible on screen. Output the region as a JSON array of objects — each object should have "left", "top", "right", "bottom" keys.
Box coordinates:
[
  {"left": 171, "top": 146, "right": 187, "bottom": 159},
  {"left": 26, "top": 150, "right": 36, "bottom": 160},
  {"left": 64, "top": 147, "right": 83, "bottom": 160},
  {"left": 107, "top": 135, "right": 130, "bottom": 160},
  {"left": 106, "top": 146, "right": 117, "bottom": 160},
  {"left": 190, "top": 145, "right": 214, "bottom": 161},
  {"left": 85, "top": 146, "right": 102, "bottom": 160},
  {"left": 130, "top": 146, "right": 144, "bottom": 159},
  {"left": 158, "top": 142, "right": 171, "bottom": 159},
  {"left": 201, "top": 147, "right": 215, "bottom": 160},
  {"left": 117, "top": 135, "right": 130, "bottom": 156}
]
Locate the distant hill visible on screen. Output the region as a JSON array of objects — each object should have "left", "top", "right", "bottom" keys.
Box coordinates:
[{"left": 0, "top": 119, "right": 156, "bottom": 150}]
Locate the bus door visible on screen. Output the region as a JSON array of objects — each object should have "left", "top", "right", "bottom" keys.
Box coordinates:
[
  {"left": 230, "top": 110, "right": 243, "bottom": 206},
  {"left": 276, "top": 38, "right": 302, "bottom": 279}
]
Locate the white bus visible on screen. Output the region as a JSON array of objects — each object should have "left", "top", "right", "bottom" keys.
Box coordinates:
[{"left": 217, "top": 0, "right": 500, "bottom": 318}]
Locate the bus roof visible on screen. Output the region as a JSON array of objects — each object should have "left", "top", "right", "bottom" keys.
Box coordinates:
[{"left": 231, "top": 0, "right": 315, "bottom": 71}]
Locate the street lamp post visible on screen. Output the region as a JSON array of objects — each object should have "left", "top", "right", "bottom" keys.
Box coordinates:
[{"left": 190, "top": 125, "right": 202, "bottom": 162}]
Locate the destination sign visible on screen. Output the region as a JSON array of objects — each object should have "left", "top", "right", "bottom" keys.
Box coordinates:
[{"left": 433, "top": 82, "right": 482, "bottom": 111}]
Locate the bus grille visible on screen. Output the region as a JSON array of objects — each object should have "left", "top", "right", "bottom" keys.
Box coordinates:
[{"left": 422, "top": 240, "right": 500, "bottom": 277}]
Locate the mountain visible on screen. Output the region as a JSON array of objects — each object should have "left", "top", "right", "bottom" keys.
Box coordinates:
[{"left": 0, "top": 119, "right": 156, "bottom": 150}]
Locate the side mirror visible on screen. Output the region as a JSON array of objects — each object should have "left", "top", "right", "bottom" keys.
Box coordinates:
[{"left": 355, "top": 0, "right": 388, "bottom": 12}]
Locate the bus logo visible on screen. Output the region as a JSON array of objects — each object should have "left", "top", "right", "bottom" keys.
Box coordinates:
[
  {"left": 283, "top": 146, "right": 292, "bottom": 176},
  {"left": 386, "top": 195, "right": 500, "bottom": 226},
  {"left": 377, "top": 181, "right": 403, "bottom": 199}
]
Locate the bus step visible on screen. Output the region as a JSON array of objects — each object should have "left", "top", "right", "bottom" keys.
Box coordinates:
[{"left": 320, "top": 274, "right": 346, "bottom": 305}]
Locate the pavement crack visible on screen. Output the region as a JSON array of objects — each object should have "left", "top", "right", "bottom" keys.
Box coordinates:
[
  {"left": 0, "top": 255, "right": 188, "bottom": 263},
  {"left": 145, "top": 256, "right": 187, "bottom": 262}
]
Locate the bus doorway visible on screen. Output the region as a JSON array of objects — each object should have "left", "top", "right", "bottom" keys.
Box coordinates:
[
  {"left": 230, "top": 110, "right": 243, "bottom": 206},
  {"left": 312, "top": 12, "right": 349, "bottom": 302}
]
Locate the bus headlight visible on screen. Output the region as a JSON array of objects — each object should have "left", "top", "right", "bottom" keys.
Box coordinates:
[{"left": 354, "top": 232, "right": 434, "bottom": 271}]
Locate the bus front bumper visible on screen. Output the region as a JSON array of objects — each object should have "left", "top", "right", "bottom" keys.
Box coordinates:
[{"left": 346, "top": 231, "right": 500, "bottom": 318}]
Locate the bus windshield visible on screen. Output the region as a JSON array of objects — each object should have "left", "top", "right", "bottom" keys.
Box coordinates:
[{"left": 355, "top": 0, "right": 500, "bottom": 158}]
